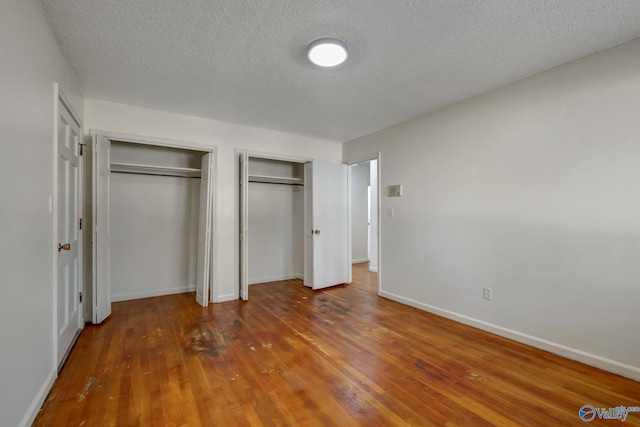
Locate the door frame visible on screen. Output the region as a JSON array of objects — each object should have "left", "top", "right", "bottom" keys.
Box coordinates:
[
  {"left": 235, "top": 149, "right": 313, "bottom": 300},
  {"left": 53, "top": 84, "right": 84, "bottom": 370},
  {"left": 89, "top": 130, "right": 217, "bottom": 319},
  {"left": 346, "top": 153, "right": 382, "bottom": 294}
]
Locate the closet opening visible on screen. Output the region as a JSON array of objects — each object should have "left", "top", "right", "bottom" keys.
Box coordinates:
[
  {"left": 240, "top": 156, "right": 306, "bottom": 300},
  {"left": 238, "top": 152, "right": 351, "bottom": 300},
  {"left": 91, "top": 132, "right": 214, "bottom": 324}
]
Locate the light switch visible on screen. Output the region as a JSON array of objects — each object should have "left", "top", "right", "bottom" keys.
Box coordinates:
[{"left": 388, "top": 208, "right": 394, "bottom": 217}]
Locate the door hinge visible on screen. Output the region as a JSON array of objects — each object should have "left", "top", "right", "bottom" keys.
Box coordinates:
[
  {"left": 79, "top": 143, "right": 86, "bottom": 156},
  {"left": 79, "top": 292, "right": 83, "bottom": 303},
  {"left": 79, "top": 218, "right": 83, "bottom": 230}
]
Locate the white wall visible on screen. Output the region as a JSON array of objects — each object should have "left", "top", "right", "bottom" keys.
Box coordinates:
[
  {"left": 108, "top": 142, "right": 203, "bottom": 301},
  {"left": 248, "top": 183, "right": 303, "bottom": 283},
  {"left": 110, "top": 173, "right": 200, "bottom": 301},
  {"left": 350, "top": 164, "right": 370, "bottom": 263},
  {"left": 0, "top": 1, "right": 84, "bottom": 426},
  {"left": 85, "top": 99, "right": 342, "bottom": 302},
  {"left": 343, "top": 38, "right": 640, "bottom": 380}
]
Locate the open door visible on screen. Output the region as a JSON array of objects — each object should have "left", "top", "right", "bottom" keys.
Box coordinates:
[
  {"left": 304, "top": 160, "right": 350, "bottom": 290},
  {"left": 57, "top": 97, "right": 83, "bottom": 365},
  {"left": 92, "top": 134, "right": 112, "bottom": 324},
  {"left": 239, "top": 153, "right": 249, "bottom": 300},
  {"left": 196, "top": 153, "right": 213, "bottom": 306}
]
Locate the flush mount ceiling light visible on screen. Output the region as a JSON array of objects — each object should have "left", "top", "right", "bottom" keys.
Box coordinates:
[{"left": 307, "top": 38, "right": 349, "bottom": 67}]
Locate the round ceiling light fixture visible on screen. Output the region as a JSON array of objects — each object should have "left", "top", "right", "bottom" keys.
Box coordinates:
[{"left": 307, "top": 38, "right": 349, "bottom": 67}]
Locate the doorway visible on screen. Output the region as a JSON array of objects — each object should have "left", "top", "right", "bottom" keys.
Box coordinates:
[{"left": 348, "top": 156, "right": 380, "bottom": 294}]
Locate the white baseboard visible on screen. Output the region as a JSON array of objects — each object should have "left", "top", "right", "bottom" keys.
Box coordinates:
[
  {"left": 379, "top": 290, "right": 640, "bottom": 382},
  {"left": 369, "top": 266, "right": 378, "bottom": 273},
  {"left": 19, "top": 368, "right": 56, "bottom": 427},
  {"left": 111, "top": 286, "right": 196, "bottom": 302},
  {"left": 352, "top": 258, "right": 368, "bottom": 264},
  {"left": 248, "top": 274, "right": 302, "bottom": 285},
  {"left": 215, "top": 293, "right": 238, "bottom": 303}
]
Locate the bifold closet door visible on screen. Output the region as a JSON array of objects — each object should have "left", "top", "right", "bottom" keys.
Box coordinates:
[
  {"left": 196, "top": 152, "right": 213, "bottom": 307},
  {"left": 92, "top": 134, "right": 112, "bottom": 324},
  {"left": 239, "top": 153, "right": 249, "bottom": 301}
]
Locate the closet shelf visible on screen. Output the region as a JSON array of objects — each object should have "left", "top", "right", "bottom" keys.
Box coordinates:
[
  {"left": 248, "top": 174, "right": 304, "bottom": 185},
  {"left": 111, "top": 162, "right": 201, "bottom": 178}
]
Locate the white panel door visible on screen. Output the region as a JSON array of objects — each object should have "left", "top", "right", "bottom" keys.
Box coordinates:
[
  {"left": 57, "top": 100, "right": 83, "bottom": 366},
  {"left": 93, "top": 134, "right": 111, "bottom": 324},
  {"left": 239, "top": 153, "right": 249, "bottom": 300},
  {"left": 196, "top": 153, "right": 213, "bottom": 306},
  {"left": 305, "top": 160, "right": 350, "bottom": 290}
]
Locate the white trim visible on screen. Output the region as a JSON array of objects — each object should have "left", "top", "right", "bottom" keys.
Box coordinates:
[
  {"left": 238, "top": 148, "right": 313, "bottom": 164},
  {"left": 368, "top": 267, "right": 379, "bottom": 273},
  {"left": 111, "top": 286, "right": 197, "bottom": 302},
  {"left": 352, "top": 258, "right": 369, "bottom": 264},
  {"left": 248, "top": 274, "right": 303, "bottom": 285},
  {"left": 90, "top": 129, "right": 211, "bottom": 152},
  {"left": 208, "top": 148, "right": 218, "bottom": 303},
  {"left": 346, "top": 153, "right": 380, "bottom": 166},
  {"left": 18, "top": 368, "right": 56, "bottom": 427},
  {"left": 346, "top": 165, "right": 352, "bottom": 284},
  {"left": 57, "top": 89, "right": 82, "bottom": 129},
  {"left": 91, "top": 134, "right": 99, "bottom": 324},
  {"left": 52, "top": 84, "right": 60, "bottom": 376},
  {"left": 379, "top": 290, "right": 640, "bottom": 382},
  {"left": 238, "top": 152, "right": 249, "bottom": 301}
]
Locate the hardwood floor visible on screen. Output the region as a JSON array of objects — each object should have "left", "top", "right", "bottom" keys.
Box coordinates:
[
  {"left": 35, "top": 264, "right": 640, "bottom": 426},
  {"left": 350, "top": 262, "right": 377, "bottom": 294}
]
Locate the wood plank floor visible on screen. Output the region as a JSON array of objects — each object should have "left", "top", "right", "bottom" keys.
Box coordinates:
[{"left": 35, "top": 263, "right": 640, "bottom": 426}]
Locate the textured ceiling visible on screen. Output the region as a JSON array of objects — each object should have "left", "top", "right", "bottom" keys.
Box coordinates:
[{"left": 39, "top": 1, "right": 640, "bottom": 142}]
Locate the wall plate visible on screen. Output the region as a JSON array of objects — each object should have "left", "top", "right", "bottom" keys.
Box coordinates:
[{"left": 387, "top": 184, "right": 402, "bottom": 197}]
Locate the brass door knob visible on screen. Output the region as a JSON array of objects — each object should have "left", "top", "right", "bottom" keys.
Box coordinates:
[{"left": 58, "top": 243, "right": 71, "bottom": 252}]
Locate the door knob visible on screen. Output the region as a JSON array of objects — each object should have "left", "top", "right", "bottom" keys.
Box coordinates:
[
  {"left": 58, "top": 243, "right": 71, "bottom": 252},
  {"left": 314, "top": 230, "right": 320, "bottom": 235}
]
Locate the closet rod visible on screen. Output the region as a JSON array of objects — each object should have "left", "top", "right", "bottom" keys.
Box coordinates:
[
  {"left": 111, "top": 170, "right": 200, "bottom": 179},
  {"left": 248, "top": 180, "right": 303, "bottom": 186}
]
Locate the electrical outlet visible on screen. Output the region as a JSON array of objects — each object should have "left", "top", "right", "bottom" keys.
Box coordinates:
[{"left": 483, "top": 287, "right": 493, "bottom": 300}]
